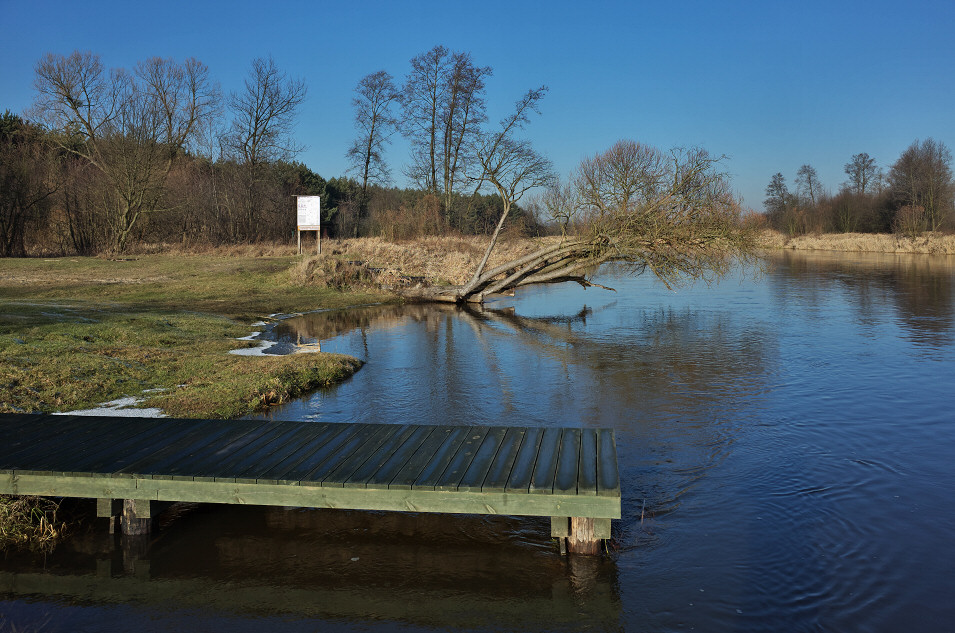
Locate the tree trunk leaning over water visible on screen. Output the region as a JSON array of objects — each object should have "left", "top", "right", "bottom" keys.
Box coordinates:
[{"left": 400, "top": 139, "right": 761, "bottom": 304}]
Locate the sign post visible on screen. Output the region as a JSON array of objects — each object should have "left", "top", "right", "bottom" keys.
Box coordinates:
[{"left": 296, "top": 195, "right": 321, "bottom": 255}]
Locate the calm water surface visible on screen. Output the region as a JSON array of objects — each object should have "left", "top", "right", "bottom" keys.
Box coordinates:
[{"left": 2, "top": 250, "right": 954, "bottom": 632}]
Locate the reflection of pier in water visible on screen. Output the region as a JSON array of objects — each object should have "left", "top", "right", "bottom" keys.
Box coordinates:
[{"left": 0, "top": 506, "right": 621, "bottom": 629}]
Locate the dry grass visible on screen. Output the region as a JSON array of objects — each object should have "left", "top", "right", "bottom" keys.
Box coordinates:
[
  {"left": 0, "top": 495, "right": 67, "bottom": 551},
  {"left": 292, "top": 236, "right": 558, "bottom": 289},
  {"left": 125, "top": 240, "right": 300, "bottom": 258},
  {"left": 761, "top": 230, "right": 955, "bottom": 255}
]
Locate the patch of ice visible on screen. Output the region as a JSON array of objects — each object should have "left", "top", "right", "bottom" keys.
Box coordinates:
[
  {"left": 229, "top": 339, "right": 275, "bottom": 356},
  {"left": 55, "top": 396, "right": 165, "bottom": 418}
]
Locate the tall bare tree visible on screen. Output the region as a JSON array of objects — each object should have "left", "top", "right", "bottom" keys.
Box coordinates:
[
  {"left": 401, "top": 46, "right": 491, "bottom": 223},
  {"left": 222, "top": 56, "right": 306, "bottom": 239},
  {"left": 402, "top": 45, "right": 450, "bottom": 193},
  {"left": 32, "top": 51, "right": 219, "bottom": 251},
  {"left": 347, "top": 70, "right": 399, "bottom": 235},
  {"left": 440, "top": 52, "right": 491, "bottom": 221},
  {"left": 795, "top": 164, "right": 822, "bottom": 207}
]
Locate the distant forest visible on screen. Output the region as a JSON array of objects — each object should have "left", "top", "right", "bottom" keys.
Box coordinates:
[
  {"left": 761, "top": 140, "right": 954, "bottom": 238},
  {"left": 0, "top": 48, "right": 545, "bottom": 257}
]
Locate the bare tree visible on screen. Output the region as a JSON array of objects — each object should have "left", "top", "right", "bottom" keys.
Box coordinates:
[
  {"left": 795, "top": 164, "right": 822, "bottom": 207},
  {"left": 402, "top": 45, "right": 450, "bottom": 193},
  {"left": 440, "top": 52, "right": 491, "bottom": 222},
  {"left": 401, "top": 46, "right": 491, "bottom": 223},
  {"left": 32, "top": 51, "right": 219, "bottom": 251},
  {"left": 222, "top": 56, "right": 306, "bottom": 239},
  {"left": 539, "top": 177, "right": 578, "bottom": 235},
  {"left": 888, "top": 138, "right": 954, "bottom": 232},
  {"left": 843, "top": 152, "right": 880, "bottom": 195},
  {"left": 346, "top": 70, "right": 399, "bottom": 235}
]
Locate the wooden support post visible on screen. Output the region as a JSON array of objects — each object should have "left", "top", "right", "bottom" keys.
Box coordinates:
[
  {"left": 566, "top": 517, "right": 601, "bottom": 555},
  {"left": 120, "top": 499, "right": 152, "bottom": 536},
  {"left": 554, "top": 517, "right": 611, "bottom": 555},
  {"left": 97, "top": 498, "right": 123, "bottom": 534},
  {"left": 551, "top": 516, "right": 570, "bottom": 555}
]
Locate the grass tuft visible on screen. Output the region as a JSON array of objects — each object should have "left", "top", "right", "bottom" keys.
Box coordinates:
[{"left": 0, "top": 495, "right": 67, "bottom": 551}]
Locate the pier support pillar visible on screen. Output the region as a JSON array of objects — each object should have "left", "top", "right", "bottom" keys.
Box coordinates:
[
  {"left": 120, "top": 499, "right": 152, "bottom": 536},
  {"left": 552, "top": 516, "right": 611, "bottom": 555},
  {"left": 96, "top": 498, "right": 123, "bottom": 534}
]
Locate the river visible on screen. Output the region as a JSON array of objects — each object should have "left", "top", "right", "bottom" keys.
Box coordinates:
[{"left": 2, "top": 250, "right": 953, "bottom": 632}]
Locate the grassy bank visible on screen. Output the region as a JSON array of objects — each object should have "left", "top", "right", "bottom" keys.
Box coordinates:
[
  {"left": 1, "top": 249, "right": 389, "bottom": 418},
  {"left": 761, "top": 230, "right": 955, "bottom": 255}
]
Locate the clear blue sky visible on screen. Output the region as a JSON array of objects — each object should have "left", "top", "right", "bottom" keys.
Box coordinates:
[{"left": 2, "top": 0, "right": 953, "bottom": 211}]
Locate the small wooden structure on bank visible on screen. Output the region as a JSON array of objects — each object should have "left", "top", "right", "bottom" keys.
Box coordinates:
[{"left": 0, "top": 414, "right": 620, "bottom": 555}]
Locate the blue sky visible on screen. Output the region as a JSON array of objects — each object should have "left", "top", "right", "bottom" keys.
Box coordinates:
[{"left": 2, "top": 0, "right": 953, "bottom": 211}]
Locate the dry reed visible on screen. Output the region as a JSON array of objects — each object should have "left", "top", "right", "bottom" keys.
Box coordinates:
[
  {"left": 0, "top": 495, "right": 68, "bottom": 551},
  {"left": 761, "top": 231, "right": 955, "bottom": 255}
]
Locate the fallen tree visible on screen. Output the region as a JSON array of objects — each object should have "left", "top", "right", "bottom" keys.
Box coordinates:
[{"left": 400, "top": 138, "right": 761, "bottom": 303}]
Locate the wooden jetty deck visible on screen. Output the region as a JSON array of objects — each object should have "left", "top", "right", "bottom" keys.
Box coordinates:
[{"left": 0, "top": 414, "right": 620, "bottom": 554}]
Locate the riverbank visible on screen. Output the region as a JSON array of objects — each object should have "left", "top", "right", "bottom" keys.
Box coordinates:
[
  {"left": 1, "top": 250, "right": 389, "bottom": 419},
  {"left": 761, "top": 230, "right": 955, "bottom": 255}
]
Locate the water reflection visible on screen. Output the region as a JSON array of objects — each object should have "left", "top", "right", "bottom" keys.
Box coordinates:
[
  {"left": 0, "top": 503, "right": 620, "bottom": 631},
  {"left": 768, "top": 250, "right": 955, "bottom": 348}
]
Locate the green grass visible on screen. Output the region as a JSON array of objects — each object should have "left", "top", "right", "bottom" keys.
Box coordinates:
[{"left": 1, "top": 253, "right": 392, "bottom": 418}]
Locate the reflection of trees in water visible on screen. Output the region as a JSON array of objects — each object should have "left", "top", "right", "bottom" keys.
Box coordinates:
[
  {"left": 280, "top": 300, "right": 771, "bottom": 425},
  {"left": 267, "top": 296, "right": 773, "bottom": 549},
  {"left": 274, "top": 304, "right": 442, "bottom": 344},
  {"left": 465, "top": 302, "right": 770, "bottom": 423},
  {"left": 770, "top": 250, "right": 954, "bottom": 346}
]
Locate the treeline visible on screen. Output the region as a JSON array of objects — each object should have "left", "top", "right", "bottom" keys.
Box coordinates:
[
  {"left": 762, "top": 140, "right": 954, "bottom": 237},
  {"left": 0, "top": 49, "right": 540, "bottom": 257}
]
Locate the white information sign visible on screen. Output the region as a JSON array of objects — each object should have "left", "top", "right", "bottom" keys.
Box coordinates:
[{"left": 297, "top": 196, "right": 321, "bottom": 230}]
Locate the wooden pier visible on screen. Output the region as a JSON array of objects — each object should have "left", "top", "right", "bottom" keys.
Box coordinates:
[{"left": 0, "top": 414, "right": 620, "bottom": 554}]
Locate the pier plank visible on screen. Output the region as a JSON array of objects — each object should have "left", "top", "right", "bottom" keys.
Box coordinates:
[
  {"left": 410, "top": 427, "right": 472, "bottom": 490},
  {"left": 303, "top": 424, "right": 386, "bottom": 484},
  {"left": 265, "top": 423, "right": 362, "bottom": 483},
  {"left": 387, "top": 426, "right": 461, "bottom": 490},
  {"left": 457, "top": 427, "right": 509, "bottom": 492},
  {"left": 2, "top": 416, "right": 131, "bottom": 471},
  {"left": 322, "top": 424, "right": 407, "bottom": 486},
  {"left": 207, "top": 425, "right": 311, "bottom": 481},
  {"left": 596, "top": 429, "right": 620, "bottom": 497},
  {"left": 577, "top": 429, "right": 598, "bottom": 496},
  {"left": 433, "top": 427, "right": 491, "bottom": 492},
  {"left": 480, "top": 427, "right": 526, "bottom": 493},
  {"left": 553, "top": 428, "right": 581, "bottom": 495},
  {"left": 342, "top": 425, "right": 419, "bottom": 489},
  {"left": 504, "top": 427, "right": 544, "bottom": 494},
  {"left": 529, "top": 427, "right": 563, "bottom": 494},
  {"left": 363, "top": 425, "right": 439, "bottom": 490}
]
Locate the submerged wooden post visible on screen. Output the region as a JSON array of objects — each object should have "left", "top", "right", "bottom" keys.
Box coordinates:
[
  {"left": 567, "top": 517, "right": 600, "bottom": 555},
  {"left": 120, "top": 499, "right": 152, "bottom": 535},
  {"left": 553, "top": 516, "right": 611, "bottom": 555}
]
